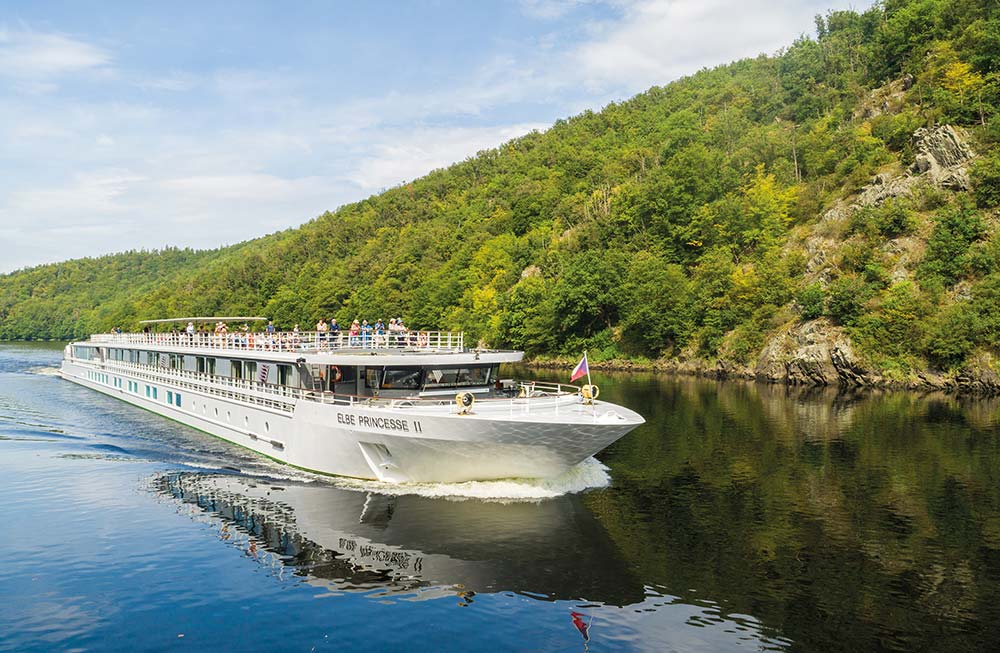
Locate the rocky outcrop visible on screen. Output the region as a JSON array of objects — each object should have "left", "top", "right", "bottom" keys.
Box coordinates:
[
  {"left": 956, "top": 353, "right": 1000, "bottom": 394},
  {"left": 755, "top": 319, "right": 874, "bottom": 387},
  {"left": 909, "top": 124, "right": 974, "bottom": 190},
  {"left": 857, "top": 172, "right": 919, "bottom": 206},
  {"left": 857, "top": 124, "right": 975, "bottom": 206}
]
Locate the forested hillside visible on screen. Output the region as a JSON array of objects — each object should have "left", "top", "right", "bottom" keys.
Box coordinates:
[{"left": 4, "top": 0, "right": 1000, "bottom": 388}]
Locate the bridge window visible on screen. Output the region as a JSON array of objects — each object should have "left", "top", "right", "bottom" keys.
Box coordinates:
[
  {"left": 381, "top": 367, "right": 422, "bottom": 390},
  {"left": 422, "top": 366, "right": 492, "bottom": 388}
]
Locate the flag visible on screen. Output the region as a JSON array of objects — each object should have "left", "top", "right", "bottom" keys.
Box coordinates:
[
  {"left": 258, "top": 363, "right": 269, "bottom": 384},
  {"left": 570, "top": 353, "right": 589, "bottom": 382},
  {"left": 570, "top": 611, "right": 591, "bottom": 642}
]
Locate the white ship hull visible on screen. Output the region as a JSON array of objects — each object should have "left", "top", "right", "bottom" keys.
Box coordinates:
[{"left": 60, "top": 357, "right": 642, "bottom": 483}]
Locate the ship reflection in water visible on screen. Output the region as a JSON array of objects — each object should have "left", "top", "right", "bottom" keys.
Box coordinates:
[{"left": 151, "top": 472, "right": 643, "bottom": 606}]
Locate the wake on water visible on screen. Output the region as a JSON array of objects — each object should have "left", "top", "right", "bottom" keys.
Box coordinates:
[
  {"left": 204, "top": 456, "right": 612, "bottom": 503},
  {"left": 327, "top": 456, "right": 611, "bottom": 502},
  {"left": 27, "top": 366, "right": 62, "bottom": 377}
]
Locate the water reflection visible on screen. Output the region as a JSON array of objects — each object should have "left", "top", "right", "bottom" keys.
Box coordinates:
[
  {"left": 148, "top": 374, "right": 1000, "bottom": 650},
  {"left": 583, "top": 374, "right": 1000, "bottom": 652},
  {"left": 152, "top": 472, "right": 646, "bottom": 606}
]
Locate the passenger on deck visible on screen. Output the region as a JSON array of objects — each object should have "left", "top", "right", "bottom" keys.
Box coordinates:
[
  {"left": 361, "top": 319, "right": 372, "bottom": 346},
  {"left": 349, "top": 319, "right": 361, "bottom": 346},
  {"left": 329, "top": 318, "right": 340, "bottom": 346},
  {"left": 387, "top": 318, "right": 401, "bottom": 346},
  {"left": 316, "top": 318, "right": 328, "bottom": 349}
]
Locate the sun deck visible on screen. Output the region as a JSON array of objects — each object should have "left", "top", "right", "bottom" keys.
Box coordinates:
[{"left": 90, "top": 330, "right": 465, "bottom": 354}]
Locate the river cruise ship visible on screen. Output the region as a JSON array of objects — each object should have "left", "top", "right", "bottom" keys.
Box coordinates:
[{"left": 60, "top": 319, "right": 644, "bottom": 483}]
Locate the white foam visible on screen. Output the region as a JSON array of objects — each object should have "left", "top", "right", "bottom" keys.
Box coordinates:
[
  {"left": 27, "top": 366, "right": 62, "bottom": 376},
  {"left": 327, "top": 457, "right": 611, "bottom": 502}
]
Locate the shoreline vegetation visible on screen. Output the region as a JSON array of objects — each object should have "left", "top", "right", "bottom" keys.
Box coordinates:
[
  {"left": 525, "top": 347, "right": 1000, "bottom": 395},
  {"left": 4, "top": 1, "right": 1000, "bottom": 396}
]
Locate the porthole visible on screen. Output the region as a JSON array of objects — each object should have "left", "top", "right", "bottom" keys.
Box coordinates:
[
  {"left": 215, "top": 407, "right": 219, "bottom": 417},
  {"left": 226, "top": 410, "right": 231, "bottom": 422},
  {"left": 264, "top": 421, "right": 270, "bottom": 433},
  {"left": 244, "top": 415, "right": 249, "bottom": 427},
  {"left": 202, "top": 405, "right": 207, "bottom": 416}
]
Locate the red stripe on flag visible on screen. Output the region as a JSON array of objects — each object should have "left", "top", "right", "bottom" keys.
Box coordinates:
[{"left": 570, "top": 354, "right": 588, "bottom": 382}]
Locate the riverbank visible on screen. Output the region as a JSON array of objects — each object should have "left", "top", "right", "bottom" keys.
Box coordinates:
[{"left": 526, "top": 318, "right": 1000, "bottom": 396}]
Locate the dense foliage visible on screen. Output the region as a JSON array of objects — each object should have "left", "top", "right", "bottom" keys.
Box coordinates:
[{"left": 3, "top": 0, "right": 1000, "bottom": 377}]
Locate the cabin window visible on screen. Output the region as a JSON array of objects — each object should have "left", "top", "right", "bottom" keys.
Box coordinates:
[
  {"left": 72, "top": 346, "right": 95, "bottom": 360},
  {"left": 196, "top": 356, "right": 216, "bottom": 375},
  {"left": 422, "top": 366, "right": 492, "bottom": 388},
  {"left": 365, "top": 368, "right": 382, "bottom": 389},
  {"left": 277, "top": 364, "right": 292, "bottom": 386},
  {"left": 381, "top": 367, "right": 422, "bottom": 390}
]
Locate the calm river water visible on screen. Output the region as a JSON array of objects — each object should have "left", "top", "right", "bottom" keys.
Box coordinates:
[{"left": 2, "top": 342, "right": 999, "bottom": 652}]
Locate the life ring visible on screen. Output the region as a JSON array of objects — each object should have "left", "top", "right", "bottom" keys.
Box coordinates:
[
  {"left": 455, "top": 391, "right": 475, "bottom": 414},
  {"left": 581, "top": 384, "right": 600, "bottom": 403},
  {"left": 331, "top": 365, "right": 343, "bottom": 383}
]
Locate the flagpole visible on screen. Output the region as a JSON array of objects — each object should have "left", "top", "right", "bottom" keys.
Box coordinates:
[{"left": 584, "top": 350, "right": 592, "bottom": 387}]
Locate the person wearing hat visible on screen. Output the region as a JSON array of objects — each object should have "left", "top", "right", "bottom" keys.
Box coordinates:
[{"left": 388, "top": 318, "right": 399, "bottom": 347}]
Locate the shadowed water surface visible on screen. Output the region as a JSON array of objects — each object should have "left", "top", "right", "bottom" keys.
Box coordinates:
[{"left": 1, "top": 343, "right": 999, "bottom": 651}]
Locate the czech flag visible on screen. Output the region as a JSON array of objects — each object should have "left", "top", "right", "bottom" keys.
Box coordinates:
[{"left": 570, "top": 353, "right": 589, "bottom": 382}]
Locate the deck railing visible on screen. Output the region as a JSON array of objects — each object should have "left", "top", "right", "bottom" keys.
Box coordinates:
[
  {"left": 90, "top": 330, "right": 465, "bottom": 354},
  {"left": 84, "top": 358, "right": 581, "bottom": 414}
]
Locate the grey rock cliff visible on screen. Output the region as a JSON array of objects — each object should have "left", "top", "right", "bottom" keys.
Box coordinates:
[
  {"left": 857, "top": 124, "right": 975, "bottom": 206},
  {"left": 909, "top": 124, "right": 974, "bottom": 190},
  {"left": 756, "top": 319, "right": 874, "bottom": 387}
]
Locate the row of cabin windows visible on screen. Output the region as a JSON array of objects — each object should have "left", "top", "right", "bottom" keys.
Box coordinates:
[
  {"left": 79, "top": 346, "right": 495, "bottom": 393},
  {"left": 85, "top": 347, "right": 298, "bottom": 387},
  {"left": 84, "top": 365, "right": 184, "bottom": 408}
]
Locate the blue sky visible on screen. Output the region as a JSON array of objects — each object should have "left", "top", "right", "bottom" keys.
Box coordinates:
[{"left": 0, "top": 0, "right": 871, "bottom": 273}]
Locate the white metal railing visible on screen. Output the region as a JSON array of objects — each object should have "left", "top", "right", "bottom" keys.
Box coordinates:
[
  {"left": 75, "top": 357, "right": 582, "bottom": 413},
  {"left": 90, "top": 330, "right": 465, "bottom": 354}
]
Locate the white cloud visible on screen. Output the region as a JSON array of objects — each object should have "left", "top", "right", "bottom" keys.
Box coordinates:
[
  {"left": 0, "top": 30, "right": 110, "bottom": 78},
  {"left": 347, "top": 122, "right": 549, "bottom": 191},
  {"left": 573, "top": 0, "right": 859, "bottom": 92},
  {"left": 137, "top": 72, "right": 199, "bottom": 92},
  {"left": 520, "top": 0, "right": 595, "bottom": 19},
  {"left": 6, "top": 170, "right": 145, "bottom": 216},
  {"left": 159, "top": 173, "right": 326, "bottom": 203}
]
